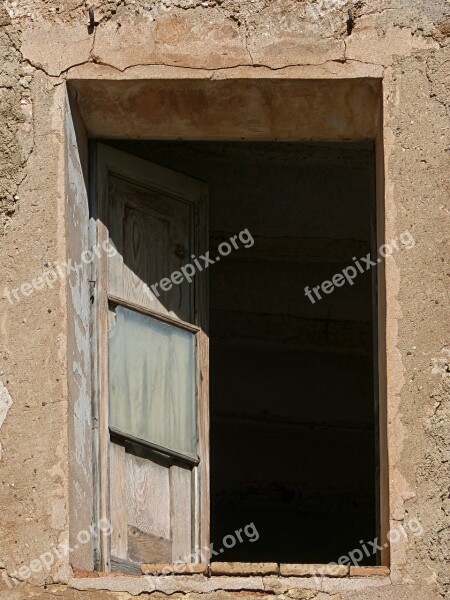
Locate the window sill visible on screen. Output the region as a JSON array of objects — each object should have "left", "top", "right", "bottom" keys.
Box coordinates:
[
  {"left": 75, "top": 564, "right": 390, "bottom": 578},
  {"left": 70, "top": 565, "right": 391, "bottom": 596},
  {"left": 140, "top": 563, "right": 391, "bottom": 578}
]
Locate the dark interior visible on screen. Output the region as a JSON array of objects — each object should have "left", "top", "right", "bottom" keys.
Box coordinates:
[{"left": 106, "top": 140, "right": 378, "bottom": 565}]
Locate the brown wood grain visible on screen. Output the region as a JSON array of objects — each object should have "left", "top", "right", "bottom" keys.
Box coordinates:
[
  {"left": 107, "top": 171, "right": 193, "bottom": 322},
  {"left": 128, "top": 526, "right": 172, "bottom": 564},
  {"left": 126, "top": 452, "right": 171, "bottom": 541},
  {"left": 95, "top": 144, "right": 209, "bottom": 568},
  {"left": 110, "top": 556, "right": 142, "bottom": 575},
  {"left": 109, "top": 442, "right": 128, "bottom": 559},
  {"left": 170, "top": 464, "right": 193, "bottom": 562},
  {"left": 195, "top": 188, "right": 210, "bottom": 557},
  {"left": 95, "top": 148, "right": 113, "bottom": 571}
]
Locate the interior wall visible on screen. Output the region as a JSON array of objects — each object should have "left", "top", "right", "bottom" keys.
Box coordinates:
[{"left": 106, "top": 140, "right": 377, "bottom": 563}]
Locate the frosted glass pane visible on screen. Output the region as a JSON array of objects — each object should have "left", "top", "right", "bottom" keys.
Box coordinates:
[{"left": 108, "top": 305, "right": 197, "bottom": 458}]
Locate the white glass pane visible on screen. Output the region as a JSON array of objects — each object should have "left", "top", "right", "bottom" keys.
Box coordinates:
[{"left": 108, "top": 305, "right": 197, "bottom": 458}]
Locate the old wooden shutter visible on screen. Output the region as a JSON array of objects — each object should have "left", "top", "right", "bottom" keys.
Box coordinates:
[{"left": 92, "top": 144, "right": 209, "bottom": 572}]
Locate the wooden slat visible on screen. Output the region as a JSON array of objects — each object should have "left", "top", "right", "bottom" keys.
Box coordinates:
[
  {"left": 89, "top": 154, "right": 102, "bottom": 570},
  {"left": 106, "top": 175, "right": 125, "bottom": 305},
  {"left": 109, "top": 442, "right": 128, "bottom": 559},
  {"left": 111, "top": 556, "right": 142, "bottom": 575},
  {"left": 108, "top": 294, "right": 200, "bottom": 334},
  {"left": 170, "top": 465, "right": 192, "bottom": 562},
  {"left": 126, "top": 452, "right": 171, "bottom": 541},
  {"left": 128, "top": 527, "right": 172, "bottom": 564},
  {"left": 110, "top": 427, "right": 199, "bottom": 466},
  {"left": 95, "top": 148, "right": 113, "bottom": 572},
  {"left": 195, "top": 189, "right": 210, "bottom": 558}
]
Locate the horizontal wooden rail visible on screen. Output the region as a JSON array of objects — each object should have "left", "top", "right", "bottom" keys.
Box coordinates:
[{"left": 109, "top": 426, "right": 200, "bottom": 466}]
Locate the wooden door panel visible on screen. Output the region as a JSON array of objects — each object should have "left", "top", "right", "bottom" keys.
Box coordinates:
[
  {"left": 170, "top": 464, "right": 193, "bottom": 562},
  {"left": 107, "top": 174, "right": 192, "bottom": 322},
  {"left": 110, "top": 442, "right": 128, "bottom": 560},
  {"left": 96, "top": 144, "right": 209, "bottom": 570},
  {"left": 109, "top": 440, "right": 194, "bottom": 566}
]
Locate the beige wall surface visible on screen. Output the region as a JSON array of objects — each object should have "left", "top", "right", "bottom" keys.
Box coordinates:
[{"left": 0, "top": 0, "right": 448, "bottom": 599}]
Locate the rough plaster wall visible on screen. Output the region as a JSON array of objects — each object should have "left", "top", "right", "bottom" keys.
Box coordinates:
[
  {"left": 0, "top": 4, "right": 23, "bottom": 233},
  {"left": 0, "top": 0, "right": 448, "bottom": 599},
  {"left": 383, "top": 51, "right": 450, "bottom": 595},
  {"left": 0, "top": 577, "right": 444, "bottom": 599},
  {"left": 0, "top": 0, "right": 71, "bottom": 589}
]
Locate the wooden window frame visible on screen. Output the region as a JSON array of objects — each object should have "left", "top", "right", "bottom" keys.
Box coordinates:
[
  {"left": 65, "top": 78, "right": 390, "bottom": 580},
  {"left": 89, "top": 143, "right": 210, "bottom": 572},
  {"left": 88, "top": 139, "right": 388, "bottom": 571}
]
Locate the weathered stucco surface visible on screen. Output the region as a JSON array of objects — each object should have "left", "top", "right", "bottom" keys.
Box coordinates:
[{"left": 0, "top": 0, "right": 448, "bottom": 598}]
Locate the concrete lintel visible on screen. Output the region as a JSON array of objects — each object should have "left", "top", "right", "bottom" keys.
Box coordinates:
[{"left": 69, "top": 77, "right": 381, "bottom": 142}]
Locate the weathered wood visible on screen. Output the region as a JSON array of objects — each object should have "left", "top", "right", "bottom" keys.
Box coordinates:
[
  {"left": 128, "top": 526, "right": 172, "bottom": 564},
  {"left": 104, "top": 149, "right": 201, "bottom": 322},
  {"left": 108, "top": 295, "right": 200, "bottom": 334},
  {"left": 197, "top": 329, "right": 210, "bottom": 557},
  {"left": 94, "top": 143, "right": 209, "bottom": 568},
  {"left": 93, "top": 145, "right": 114, "bottom": 571},
  {"left": 126, "top": 452, "right": 171, "bottom": 541},
  {"left": 110, "top": 556, "right": 142, "bottom": 575},
  {"left": 110, "top": 427, "right": 199, "bottom": 466},
  {"left": 122, "top": 203, "right": 169, "bottom": 309},
  {"left": 109, "top": 442, "right": 128, "bottom": 559},
  {"left": 195, "top": 188, "right": 210, "bottom": 557},
  {"left": 170, "top": 465, "right": 192, "bottom": 562},
  {"left": 66, "top": 98, "right": 94, "bottom": 570}
]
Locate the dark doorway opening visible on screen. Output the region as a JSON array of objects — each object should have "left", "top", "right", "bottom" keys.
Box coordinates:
[{"left": 105, "top": 140, "right": 378, "bottom": 565}]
